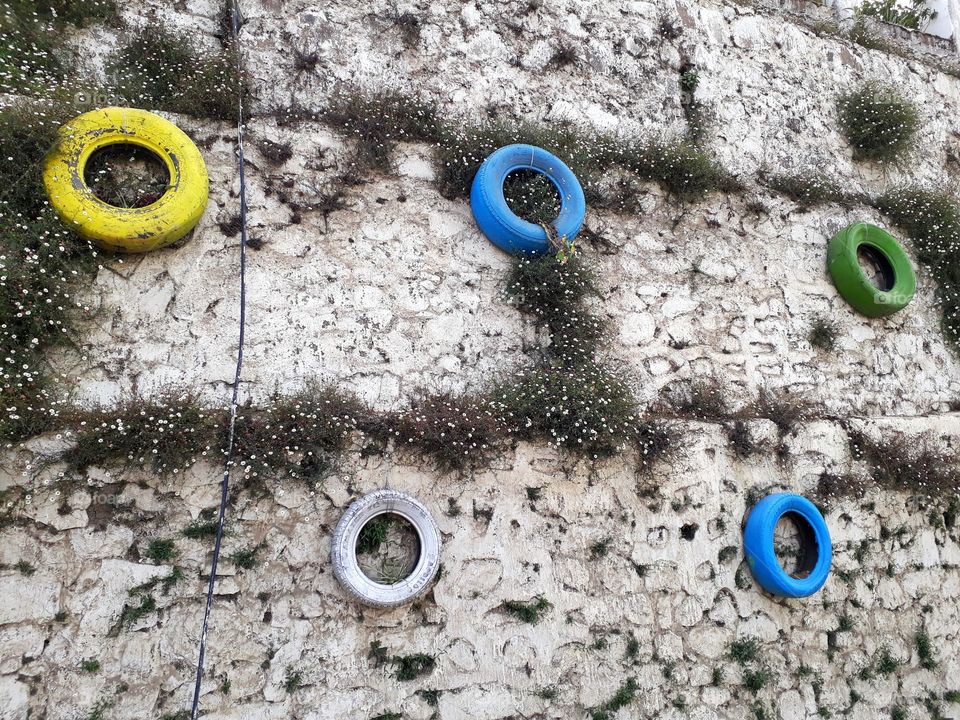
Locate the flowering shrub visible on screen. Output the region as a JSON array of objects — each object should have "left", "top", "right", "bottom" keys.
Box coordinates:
[
  {"left": 107, "top": 21, "right": 246, "bottom": 121},
  {"left": 391, "top": 394, "right": 505, "bottom": 474},
  {"left": 874, "top": 188, "right": 960, "bottom": 346},
  {"left": 837, "top": 82, "right": 919, "bottom": 163}
]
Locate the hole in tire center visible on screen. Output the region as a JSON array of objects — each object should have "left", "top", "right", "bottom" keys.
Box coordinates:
[
  {"left": 856, "top": 244, "right": 895, "bottom": 292},
  {"left": 503, "top": 169, "right": 561, "bottom": 226},
  {"left": 356, "top": 513, "right": 421, "bottom": 585},
  {"left": 774, "top": 512, "right": 817, "bottom": 579},
  {"left": 84, "top": 144, "right": 170, "bottom": 209}
]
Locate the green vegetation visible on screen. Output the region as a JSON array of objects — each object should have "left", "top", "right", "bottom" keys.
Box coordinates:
[
  {"left": 589, "top": 537, "right": 612, "bottom": 559},
  {"left": 858, "top": 0, "right": 936, "bottom": 30},
  {"left": 502, "top": 595, "right": 552, "bottom": 624},
  {"left": 589, "top": 678, "right": 638, "bottom": 720},
  {"left": 81, "top": 658, "right": 101, "bottom": 673},
  {"left": 65, "top": 395, "right": 225, "bottom": 473},
  {"left": 391, "top": 393, "right": 503, "bottom": 474},
  {"left": 183, "top": 513, "right": 219, "bottom": 540},
  {"left": 744, "top": 668, "right": 770, "bottom": 694},
  {"left": 916, "top": 628, "right": 937, "bottom": 670},
  {"left": 730, "top": 637, "right": 761, "bottom": 665},
  {"left": 873, "top": 188, "right": 960, "bottom": 349},
  {"left": 14, "top": 560, "right": 36, "bottom": 576},
  {"left": 848, "top": 429, "right": 960, "bottom": 496},
  {"left": 319, "top": 88, "right": 736, "bottom": 205},
  {"left": 837, "top": 82, "right": 918, "bottom": 163},
  {"left": 283, "top": 667, "right": 304, "bottom": 693},
  {"left": 493, "top": 361, "right": 638, "bottom": 458},
  {"left": 231, "top": 543, "right": 263, "bottom": 570},
  {"left": 0, "top": 102, "right": 99, "bottom": 443},
  {"left": 763, "top": 170, "right": 852, "bottom": 208},
  {"left": 106, "top": 20, "right": 246, "bottom": 121},
  {"left": 357, "top": 518, "right": 389, "bottom": 554},
  {"left": 392, "top": 653, "right": 435, "bottom": 682},
  {"left": 118, "top": 594, "right": 157, "bottom": 629},
  {"left": 809, "top": 315, "right": 840, "bottom": 351},
  {"left": 876, "top": 646, "right": 899, "bottom": 675},
  {"left": 503, "top": 169, "right": 561, "bottom": 224},
  {"left": 0, "top": 1, "right": 118, "bottom": 90},
  {"left": 144, "top": 539, "right": 178, "bottom": 563},
  {"left": 321, "top": 88, "right": 440, "bottom": 174}
]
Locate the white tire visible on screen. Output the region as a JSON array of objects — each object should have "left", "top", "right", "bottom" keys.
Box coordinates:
[{"left": 331, "top": 489, "right": 441, "bottom": 608}]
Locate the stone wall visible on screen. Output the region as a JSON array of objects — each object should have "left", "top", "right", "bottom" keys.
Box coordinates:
[{"left": 2, "top": 1, "right": 960, "bottom": 719}]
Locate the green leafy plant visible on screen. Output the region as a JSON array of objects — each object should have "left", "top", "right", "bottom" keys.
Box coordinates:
[
  {"left": 145, "top": 539, "right": 178, "bottom": 563},
  {"left": 858, "top": 0, "right": 936, "bottom": 30},
  {"left": 916, "top": 628, "right": 937, "bottom": 670},
  {"left": 873, "top": 188, "right": 960, "bottom": 348},
  {"left": 730, "top": 637, "right": 761, "bottom": 665},
  {"left": 284, "top": 667, "right": 304, "bottom": 693},
  {"left": 322, "top": 87, "right": 441, "bottom": 173},
  {"left": 809, "top": 316, "right": 839, "bottom": 351},
  {"left": 107, "top": 21, "right": 246, "bottom": 121},
  {"left": 493, "top": 362, "right": 638, "bottom": 458},
  {"left": 231, "top": 543, "right": 264, "bottom": 570},
  {"left": 764, "top": 170, "right": 851, "bottom": 207},
  {"left": 589, "top": 678, "right": 638, "bottom": 720},
  {"left": 392, "top": 653, "right": 435, "bottom": 681},
  {"left": 502, "top": 595, "right": 552, "bottom": 624},
  {"left": 390, "top": 393, "right": 505, "bottom": 474},
  {"left": 837, "top": 82, "right": 919, "bottom": 163}
]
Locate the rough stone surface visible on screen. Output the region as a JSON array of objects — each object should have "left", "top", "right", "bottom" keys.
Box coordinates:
[{"left": 2, "top": 0, "right": 960, "bottom": 719}]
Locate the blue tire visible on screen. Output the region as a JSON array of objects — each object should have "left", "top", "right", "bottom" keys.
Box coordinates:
[
  {"left": 743, "top": 493, "right": 832, "bottom": 598},
  {"left": 469, "top": 144, "right": 586, "bottom": 256}
]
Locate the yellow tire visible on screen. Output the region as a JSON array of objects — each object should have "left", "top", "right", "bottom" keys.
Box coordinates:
[{"left": 42, "top": 107, "right": 209, "bottom": 253}]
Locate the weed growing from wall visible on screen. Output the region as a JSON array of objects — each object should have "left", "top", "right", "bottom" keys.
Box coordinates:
[
  {"left": 231, "top": 389, "right": 362, "bottom": 488},
  {"left": 502, "top": 595, "right": 552, "bottom": 623},
  {"left": 761, "top": 170, "right": 852, "bottom": 208},
  {"left": 107, "top": 20, "right": 247, "bottom": 121},
  {"left": 873, "top": 188, "right": 960, "bottom": 348},
  {"left": 0, "top": 1, "right": 119, "bottom": 91},
  {"left": 65, "top": 395, "right": 225, "bottom": 473},
  {"left": 837, "top": 82, "right": 918, "bottom": 163},
  {"left": 319, "top": 88, "right": 737, "bottom": 206},
  {"left": 847, "top": 429, "right": 959, "bottom": 496},
  {"left": 0, "top": 103, "right": 100, "bottom": 442},
  {"left": 809, "top": 316, "right": 839, "bottom": 351},
  {"left": 390, "top": 394, "right": 505, "bottom": 475},
  {"left": 589, "top": 678, "right": 638, "bottom": 720},
  {"left": 321, "top": 88, "right": 441, "bottom": 174}
]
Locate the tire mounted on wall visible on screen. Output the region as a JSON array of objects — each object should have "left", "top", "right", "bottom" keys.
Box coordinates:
[
  {"left": 331, "top": 489, "right": 441, "bottom": 608},
  {"left": 470, "top": 144, "right": 586, "bottom": 256},
  {"left": 743, "top": 493, "right": 832, "bottom": 598},
  {"left": 43, "top": 107, "right": 209, "bottom": 253},
  {"left": 827, "top": 222, "right": 916, "bottom": 317}
]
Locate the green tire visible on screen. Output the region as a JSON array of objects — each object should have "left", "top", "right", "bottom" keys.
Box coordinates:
[{"left": 827, "top": 222, "right": 916, "bottom": 318}]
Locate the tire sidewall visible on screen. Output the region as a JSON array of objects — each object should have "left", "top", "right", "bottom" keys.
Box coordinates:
[
  {"left": 470, "top": 144, "right": 585, "bottom": 256},
  {"left": 744, "top": 493, "right": 832, "bottom": 598},
  {"left": 828, "top": 222, "right": 916, "bottom": 317},
  {"left": 331, "top": 489, "right": 441, "bottom": 608}
]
